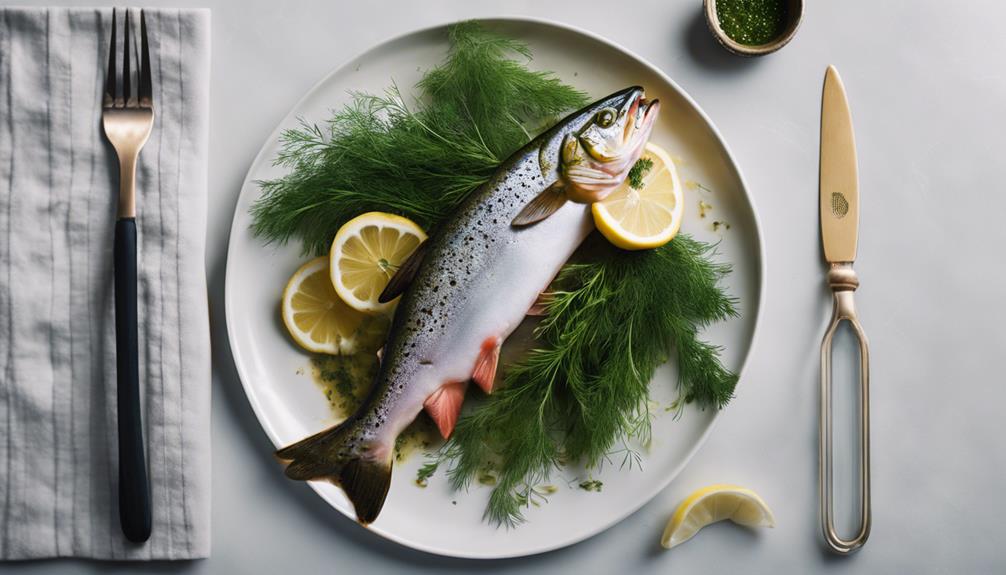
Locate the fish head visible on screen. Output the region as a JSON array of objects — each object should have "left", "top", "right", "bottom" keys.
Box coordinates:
[{"left": 557, "top": 86, "right": 660, "bottom": 203}]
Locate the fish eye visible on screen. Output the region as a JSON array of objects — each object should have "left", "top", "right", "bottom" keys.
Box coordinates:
[{"left": 596, "top": 108, "right": 616, "bottom": 128}]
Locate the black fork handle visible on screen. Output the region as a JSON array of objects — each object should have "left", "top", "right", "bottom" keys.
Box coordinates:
[{"left": 114, "top": 217, "right": 152, "bottom": 543}]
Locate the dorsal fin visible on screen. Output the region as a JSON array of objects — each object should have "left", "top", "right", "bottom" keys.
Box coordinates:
[
  {"left": 378, "top": 240, "right": 428, "bottom": 303},
  {"left": 511, "top": 181, "right": 567, "bottom": 227}
]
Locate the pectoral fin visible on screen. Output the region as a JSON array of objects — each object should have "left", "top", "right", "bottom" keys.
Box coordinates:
[
  {"left": 423, "top": 381, "right": 467, "bottom": 439},
  {"left": 472, "top": 337, "right": 501, "bottom": 394},
  {"left": 511, "top": 182, "right": 567, "bottom": 227},
  {"left": 378, "top": 240, "right": 427, "bottom": 303}
]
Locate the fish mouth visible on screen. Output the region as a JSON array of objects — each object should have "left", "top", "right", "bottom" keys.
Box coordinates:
[
  {"left": 625, "top": 92, "right": 659, "bottom": 141},
  {"left": 641, "top": 97, "right": 659, "bottom": 123},
  {"left": 608, "top": 92, "right": 658, "bottom": 171}
]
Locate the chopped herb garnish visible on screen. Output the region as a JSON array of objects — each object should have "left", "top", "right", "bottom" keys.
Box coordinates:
[
  {"left": 415, "top": 460, "right": 439, "bottom": 488},
  {"left": 628, "top": 157, "right": 654, "bottom": 190},
  {"left": 715, "top": 0, "right": 789, "bottom": 46},
  {"left": 698, "top": 200, "right": 713, "bottom": 219}
]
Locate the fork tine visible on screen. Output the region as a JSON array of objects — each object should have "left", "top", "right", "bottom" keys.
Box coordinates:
[
  {"left": 123, "top": 9, "right": 132, "bottom": 104},
  {"left": 104, "top": 8, "right": 117, "bottom": 105},
  {"left": 139, "top": 11, "right": 152, "bottom": 105}
]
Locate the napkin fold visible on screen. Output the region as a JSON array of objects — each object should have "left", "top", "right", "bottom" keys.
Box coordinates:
[{"left": 0, "top": 7, "right": 210, "bottom": 560}]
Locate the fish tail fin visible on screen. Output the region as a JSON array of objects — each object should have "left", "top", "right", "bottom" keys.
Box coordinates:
[
  {"left": 338, "top": 458, "right": 393, "bottom": 524},
  {"left": 276, "top": 421, "right": 392, "bottom": 525}
]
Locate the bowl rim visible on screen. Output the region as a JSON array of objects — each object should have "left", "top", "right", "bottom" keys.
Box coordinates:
[{"left": 703, "top": 0, "right": 804, "bottom": 56}]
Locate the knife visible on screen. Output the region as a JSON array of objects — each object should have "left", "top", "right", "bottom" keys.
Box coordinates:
[{"left": 818, "top": 65, "right": 871, "bottom": 555}]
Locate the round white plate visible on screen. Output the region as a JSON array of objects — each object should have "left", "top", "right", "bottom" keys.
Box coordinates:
[{"left": 225, "top": 17, "right": 764, "bottom": 559}]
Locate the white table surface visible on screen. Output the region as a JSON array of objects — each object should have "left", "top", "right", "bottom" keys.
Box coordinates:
[{"left": 7, "top": 0, "right": 1005, "bottom": 573}]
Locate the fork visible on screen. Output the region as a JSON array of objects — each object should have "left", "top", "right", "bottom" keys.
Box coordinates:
[{"left": 102, "top": 8, "right": 153, "bottom": 544}]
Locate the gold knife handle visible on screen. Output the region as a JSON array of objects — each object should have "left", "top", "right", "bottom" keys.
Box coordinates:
[{"left": 820, "top": 263, "right": 871, "bottom": 554}]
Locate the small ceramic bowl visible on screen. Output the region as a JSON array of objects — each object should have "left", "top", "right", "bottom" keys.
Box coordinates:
[{"left": 703, "top": 0, "right": 804, "bottom": 57}]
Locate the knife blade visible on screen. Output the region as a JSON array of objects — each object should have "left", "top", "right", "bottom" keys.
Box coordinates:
[{"left": 820, "top": 65, "right": 859, "bottom": 263}]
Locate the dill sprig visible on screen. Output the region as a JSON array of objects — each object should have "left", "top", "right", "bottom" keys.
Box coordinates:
[
  {"left": 627, "top": 157, "right": 654, "bottom": 189},
  {"left": 437, "top": 234, "right": 738, "bottom": 526},
  {"left": 251, "top": 22, "right": 587, "bottom": 255}
]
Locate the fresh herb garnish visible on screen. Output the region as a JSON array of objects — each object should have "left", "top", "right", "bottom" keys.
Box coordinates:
[
  {"left": 627, "top": 157, "right": 654, "bottom": 190},
  {"left": 254, "top": 23, "right": 739, "bottom": 527},
  {"left": 415, "top": 460, "right": 439, "bottom": 488},
  {"left": 439, "top": 235, "right": 738, "bottom": 526},
  {"left": 578, "top": 479, "right": 604, "bottom": 492},
  {"left": 252, "top": 22, "right": 588, "bottom": 256}
]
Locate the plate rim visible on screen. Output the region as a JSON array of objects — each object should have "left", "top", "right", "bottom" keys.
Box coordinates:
[{"left": 224, "top": 15, "right": 766, "bottom": 559}]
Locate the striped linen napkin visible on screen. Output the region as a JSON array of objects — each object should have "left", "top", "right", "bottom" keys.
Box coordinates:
[{"left": 0, "top": 7, "right": 211, "bottom": 560}]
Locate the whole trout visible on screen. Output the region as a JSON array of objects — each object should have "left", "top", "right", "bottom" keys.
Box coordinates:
[{"left": 277, "top": 86, "right": 659, "bottom": 523}]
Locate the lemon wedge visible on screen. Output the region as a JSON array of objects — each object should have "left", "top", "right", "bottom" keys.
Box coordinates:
[
  {"left": 661, "top": 484, "right": 775, "bottom": 549},
  {"left": 593, "top": 142, "right": 684, "bottom": 250},
  {"left": 329, "top": 212, "right": 427, "bottom": 314},
  {"left": 281, "top": 256, "right": 388, "bottom": 355}
]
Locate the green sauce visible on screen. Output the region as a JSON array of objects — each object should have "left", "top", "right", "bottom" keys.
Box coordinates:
[
  {"left": 311, "top": 354, "right": 378, "bottom": 417},
  {"left": 310, "top": 354, "right": 440, "bottom": 462},
  {"left": 715, "top": 0, "right": 789, "bottom": 46}
]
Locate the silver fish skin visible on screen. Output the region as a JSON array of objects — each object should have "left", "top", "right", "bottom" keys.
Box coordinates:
[{"left": 276, "top": 86, "right": 659, "bottom": 524}]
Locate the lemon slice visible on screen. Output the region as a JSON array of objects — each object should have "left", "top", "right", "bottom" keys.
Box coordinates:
[
  {"left": 661, "top": 484, "right": 775, "bottom": 549},
  {"left": 330, "top": 212, "right": 427, "bottom": 313},
  {"left": 593, "top": 142, "right": 684, "bottom": 250},
  {"left": 282, "top": 257, "right": 388, "bottom": 355}
]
